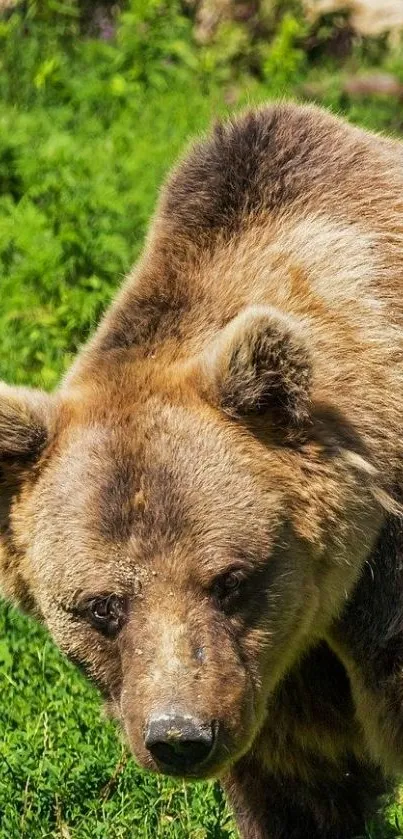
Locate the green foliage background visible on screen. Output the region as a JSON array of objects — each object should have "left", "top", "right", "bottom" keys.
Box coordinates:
[{"left": 1, "top": 1, "right": 403, "bottom": 836}]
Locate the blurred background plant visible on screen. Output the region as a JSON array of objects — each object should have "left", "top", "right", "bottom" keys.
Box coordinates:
[{"left": 1, "top": 2, "right": 403, "bottom": 837}]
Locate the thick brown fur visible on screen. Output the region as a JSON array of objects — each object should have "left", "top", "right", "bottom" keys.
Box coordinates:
[{"left": 2, "top": 103, "right": 403, "bottom": 837}]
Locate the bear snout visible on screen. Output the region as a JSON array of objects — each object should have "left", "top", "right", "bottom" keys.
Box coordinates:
[{"left": 144, "top": 710, "right": 217, "bottom": 775}]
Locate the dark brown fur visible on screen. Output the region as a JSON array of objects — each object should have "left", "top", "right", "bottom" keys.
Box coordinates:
[{"left": 2, "top": 103, "right": 403, "bottom": 837}]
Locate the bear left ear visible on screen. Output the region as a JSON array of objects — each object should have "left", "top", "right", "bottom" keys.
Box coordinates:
[{"left": 201, "top": 305, "right": 312, "bottom": 429}]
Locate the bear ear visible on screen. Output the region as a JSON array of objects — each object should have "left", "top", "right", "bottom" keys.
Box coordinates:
[
  {"left": 0, "top": 383, "right": 54, "bottom": 468},
  {"left": 201, "top": 306, "right": 312, "bottom": 429},
  {"left": 0, "top": 384, "right": 55, "bottom": 618}
]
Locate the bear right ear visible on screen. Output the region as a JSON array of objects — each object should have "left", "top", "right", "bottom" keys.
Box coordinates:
[
  {"left": 0, "top": 383, "right": 54, "bottom": 469},
  {"left": 0, "top": 384, "right": 55, "bottom": 618},
  {"left": 198, "top": 305, "right": 312, "bottom": 432}
]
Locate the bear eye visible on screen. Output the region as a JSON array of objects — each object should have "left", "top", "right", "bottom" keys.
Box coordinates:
[
  {"left": 212, "top": 570, "right": 245, "bottom": 606},
  {"left": 86, "top": 594, "right": 127, "bottom": 638}
]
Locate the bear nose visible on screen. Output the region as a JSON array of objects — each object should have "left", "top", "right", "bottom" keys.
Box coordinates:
[{"left": 144, "top": 712, "right": 216, "bottom": 773}]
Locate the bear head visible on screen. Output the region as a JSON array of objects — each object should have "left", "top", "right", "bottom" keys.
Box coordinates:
[{"left": 0, "top": 303, "right": 382, "bottom": 779}]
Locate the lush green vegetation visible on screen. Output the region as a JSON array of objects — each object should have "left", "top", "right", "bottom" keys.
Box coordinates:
[{"left": 1, "top": 2, "right": 403, "bottom": 836}]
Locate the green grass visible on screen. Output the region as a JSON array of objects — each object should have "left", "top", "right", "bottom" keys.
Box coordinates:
[{"left": 2, "top": 2, "right": 403, "bottom": 836}]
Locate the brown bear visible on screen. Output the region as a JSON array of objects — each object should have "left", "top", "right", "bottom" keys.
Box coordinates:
[{"left": 1, "top": 102, "right": 403, "bottom": 839}]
